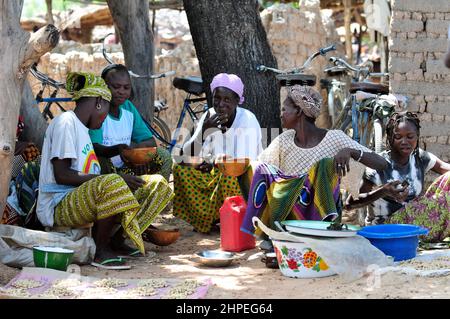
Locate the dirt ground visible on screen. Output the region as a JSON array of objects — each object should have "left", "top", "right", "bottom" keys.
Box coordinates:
[
  {"left": 1, "top": 211, "right": 449, "bottom": 299},
  {"left": 60, "top": 212, "right": 450, "bottom": 298}
]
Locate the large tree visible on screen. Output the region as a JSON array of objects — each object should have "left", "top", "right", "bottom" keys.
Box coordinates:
[
  {"left": 0, "top": 0, "right": 59, "bottom": 213},
  {"left": 106, "top": 0, "right": 155, "bottom": 122},
  {"left": 183, "top": 0, "right": 281, "bottom": 133}
]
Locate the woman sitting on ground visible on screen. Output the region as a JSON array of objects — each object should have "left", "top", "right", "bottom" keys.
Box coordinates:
[
  {"left": 173, "top": 73, "right": 263, "bottom": 234},
  {"left": 345, "top": 111, "right": 450, "bottom": 242},
  {"left": 241, "top": 85, "right": 388, "bottom": 238},
  {"left": 89, "top": 64, "right": 172, "bottom": 180},
  {"left": 37, "top": 72, "right": 174, "bottom": 268}
]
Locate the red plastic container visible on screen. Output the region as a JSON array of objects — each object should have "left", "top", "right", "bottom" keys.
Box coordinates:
[{"left": 219, "top": 196, "right": 256, "bottom": 252}]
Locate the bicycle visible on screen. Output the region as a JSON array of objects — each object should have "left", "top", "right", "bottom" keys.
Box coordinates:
[
  {"left": 327, "top": 56, "right": 395, "bottom": 153},
  {"left": 30, "top": 64, "right": 72, "bottom": 121},
  {"left": 256, "top": 44, "right": 336, "bottom": 87},
  {"left": 101, "top": 34, "right": 209, "bottom": 154},
  {"left": 320, "top": 63, "right": 351, "bottom": 127}
]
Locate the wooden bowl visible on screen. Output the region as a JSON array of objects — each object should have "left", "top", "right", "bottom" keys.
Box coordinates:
[
  {"left": 121, "top": 147, "right": 157, "bottom": 165},
  {"left": 143, "top": 226, "right": 180, "bottom": 246},
  {"left": 215, "top": 157, "right": 250, "bottom": 177}
]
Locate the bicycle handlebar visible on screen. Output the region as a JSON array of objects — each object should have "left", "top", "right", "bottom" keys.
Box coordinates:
[
  {"left": 257, "top": 44, "right": 336, "bottom": 74},
  {"left": 329, "top": 57, "right": 389, "bottom": 79},
  {"left": 30, "top": 64, "right": 65, "bottom": 89}
]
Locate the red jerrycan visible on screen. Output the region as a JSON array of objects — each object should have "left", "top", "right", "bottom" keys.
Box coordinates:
[{"left": 219, "top": 195, "right": 255, "bottom": 252}]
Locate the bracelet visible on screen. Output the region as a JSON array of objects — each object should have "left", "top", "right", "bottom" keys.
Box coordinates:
[{"left": 356, "top": 149, "right": 364, "bottom": 162}]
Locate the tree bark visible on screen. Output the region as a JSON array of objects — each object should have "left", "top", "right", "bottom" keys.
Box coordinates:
[
  {"left": 0, "top": 0, "right": 59, "bottom": 213},
  {"left": 20, "top": 81, "right": 48, "bottom": 149},
  {"left": 183, "top": 0, "right": 281, "bottom": 133},
  {"left": 45, "top": 0, "right": 54, "bottom": 25},
  {"left": 106, "top": 0, "right": 155, "bottom": 122},
  {"left": 344, "top": 0, "right": 353, "bottom": 62}
]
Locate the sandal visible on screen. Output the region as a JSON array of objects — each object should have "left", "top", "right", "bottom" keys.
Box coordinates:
[
  {"left": 117, "top": 249, "right": 145, "bottom": 259},
  {"left": 90, "top": 257, "right": 131, "bottom": 270}
]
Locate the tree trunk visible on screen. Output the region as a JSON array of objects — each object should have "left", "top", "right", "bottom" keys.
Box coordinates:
[
  {"left": 344, "top": 0, "right": 353, "bottom": 62},
  {"left": 20, "top": 81, "right": 48, "bottom": 149},
  {"left": 106, "top": 0, "right": 155, "bottom": 122},
  {"left": 45, "top": 0, "right": 54, "bottom": 25},
  {"left": 183, "top": 0, "right": 281, "bottom": 135},
  {"left": 0, "top": 0, "right": 59, "bottom": 214}
]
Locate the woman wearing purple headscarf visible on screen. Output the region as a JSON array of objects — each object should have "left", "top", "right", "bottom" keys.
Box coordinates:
[{"left": 173, "top": 73, "right": 262, "bottom": 233}]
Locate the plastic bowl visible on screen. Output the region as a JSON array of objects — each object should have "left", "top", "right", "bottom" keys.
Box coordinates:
[
  {"left": 121, "top": 147, "right": 157, "bottom": 165},
  {"left": 143, "top": 226, "right": 180, "bottom": 246},
  {"left": 215, "top": 157, "right": 250, "bottom": 177},
  {"left": 33, "top": 246, "right": 74, "bottom": 271},
  {"left": 272, "top": 239, "right": 336, "bottom": 278},
  {"left": 357, "top": 224, "right": 428, "bottom": 261},
  {"left": 195, "top": 250, "right": 236, "bottom": 267}
]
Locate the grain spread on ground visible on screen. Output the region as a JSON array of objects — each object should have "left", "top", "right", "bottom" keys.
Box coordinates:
[
  {"left": 165, "top": 279, "right": 204, "bottom": 299},
  {"left": 79, "top": 287, "right": 118, "bottom": 298},
  {"left": 11, "top": 279, "right": 44, "bottom": 289},
  {"left": 399, "top": 256, "right": 450, "bottom": 271},
  {"left": 93, "top": 278, "right": 129, "bottom": 288},
  {"left": 53, "top": 279, "right": 83, "bottom": 288},
  {"left": 120, "top": 286, "right": 157, "bottom": 297},
  {"left": 138, "top": 279, "right": 168, "bottom": 288},
  {"left": 0, "top": 288, "right": 31, "bottom": 298},
  {"left": 36, "top": 286, "right": 78, "bottom": 299}
]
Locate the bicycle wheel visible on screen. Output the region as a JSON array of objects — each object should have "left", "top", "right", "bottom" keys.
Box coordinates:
[
  {"left": 152, "top": 117, "right": 172, "bottom": 148},
  {"left": 328, "top": 87, "right": 345, "bottom": 127}
]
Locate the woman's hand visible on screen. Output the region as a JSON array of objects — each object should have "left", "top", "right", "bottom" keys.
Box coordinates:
[
  {"left": 119, "top": 173, "right": 145, "bottom": 191},
  {"left": 334, "top": 148, "right": 352, "bottom": 176},
  {"left": 202, "top": 112, "right": 228, "bottom": 134},
  {"left": 118, "top": 144, "right": 131, "bottom": 164},
  {"left": 381, "top": 180, "right": 409, "bottom": 202}
]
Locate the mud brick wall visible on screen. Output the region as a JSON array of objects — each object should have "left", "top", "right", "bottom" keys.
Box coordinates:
[
  {"left": 29, "top": 5, "right": 336, "bottom": 139},
  {"left": 389, "top": 0, "right": 450, "bottom": 182}
]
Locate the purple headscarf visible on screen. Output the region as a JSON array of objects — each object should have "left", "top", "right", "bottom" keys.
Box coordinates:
[{"left": 210, "top": 73, "right": 245, "bottom": 105}]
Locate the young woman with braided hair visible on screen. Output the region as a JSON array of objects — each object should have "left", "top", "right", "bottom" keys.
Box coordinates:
[{"left": 346, "top": 111, "right": 450, "bottom": 242}]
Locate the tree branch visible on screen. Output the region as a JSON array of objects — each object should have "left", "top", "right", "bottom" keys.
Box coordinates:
[
  {"left": 149, "top": 0, "right": 183, "bottom": 10},
  {"left": 18, "top": 24, "right": 60, "bottom": 79}
]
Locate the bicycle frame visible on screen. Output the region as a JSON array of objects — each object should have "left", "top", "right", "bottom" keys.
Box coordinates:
[
  {"left": 169, "top": 95, "right": 208, "bottom": 152},
  {"left": 144, "top": 94, "right": 208, "bottom": 154}
]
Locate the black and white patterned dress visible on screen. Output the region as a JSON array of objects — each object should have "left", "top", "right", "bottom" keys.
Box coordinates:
[{"left": 363, "top": 149, "right": 437, "bottom": 225}]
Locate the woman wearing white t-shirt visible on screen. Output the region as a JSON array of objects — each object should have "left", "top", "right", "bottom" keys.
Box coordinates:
[{"left": 37, "top": 72, "right": 173, "bottom": 269}]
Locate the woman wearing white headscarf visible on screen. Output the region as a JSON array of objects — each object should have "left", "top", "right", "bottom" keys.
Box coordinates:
[{"left": 241, "top": 85, "right": 387, "bottom": 242}]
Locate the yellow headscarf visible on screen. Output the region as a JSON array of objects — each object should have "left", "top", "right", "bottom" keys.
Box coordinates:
[{"left": 66, "top": 72, "right": 111, "bottom": 102}]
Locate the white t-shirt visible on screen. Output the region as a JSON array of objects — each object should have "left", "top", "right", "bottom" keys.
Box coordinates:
[
  {"left": 182, "top": 107, "right": 263, "bottom": 160},
  {"left": 89, "top": 100, "right": 152, "bottom": 168},
  {"left": 37, "top": 111, "right": 101, "bottom": 226}
]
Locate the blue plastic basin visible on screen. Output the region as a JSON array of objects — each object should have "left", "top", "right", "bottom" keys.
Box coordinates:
[{"left": 357, "top": 224, "right": 428, "bottom": 261}]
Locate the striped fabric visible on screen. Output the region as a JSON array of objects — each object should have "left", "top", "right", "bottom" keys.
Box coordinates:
[{"left": 54, "top": 173, "right": 173, "bottom": 254}]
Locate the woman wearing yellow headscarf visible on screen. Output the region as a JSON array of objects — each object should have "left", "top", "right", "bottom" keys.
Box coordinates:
[{"left": 37, "top": 72, "right": 173, "bottom": 269}]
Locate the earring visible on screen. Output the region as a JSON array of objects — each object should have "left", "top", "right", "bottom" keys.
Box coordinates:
[{"left": 96, "top": 103, "right": 102, "bottom": 110}]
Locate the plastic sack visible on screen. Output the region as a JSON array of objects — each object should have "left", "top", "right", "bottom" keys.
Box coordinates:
[
  {"left": 0, "top": 224, "right": 95, "bottom": 268},
  {"left": 253, "top": 217, "right": 393, "bottom": 282}
]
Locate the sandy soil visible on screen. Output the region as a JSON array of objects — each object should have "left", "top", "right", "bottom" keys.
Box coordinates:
[
  {"left": 77, "top": 213, "right": 450, "bottom": 299},
  {"left": 1, "top": 211, "right": 449, "bottom": 299}
]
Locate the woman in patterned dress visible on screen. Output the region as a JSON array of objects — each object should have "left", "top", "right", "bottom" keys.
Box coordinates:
[
  {"left": 37, "top": 72, "right": 173, "bottom": 268},
  {"left": 241, "top": 85, "right": 388, "bottom": 239}
]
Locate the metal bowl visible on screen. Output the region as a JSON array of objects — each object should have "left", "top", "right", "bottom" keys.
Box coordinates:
[{"left": 195, "top": 250, "right": 236, "bottom": 267}]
